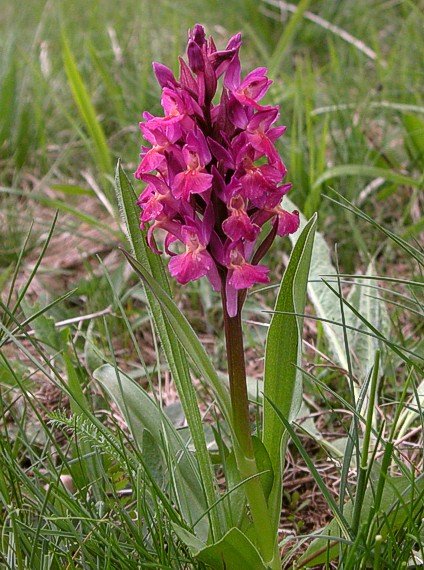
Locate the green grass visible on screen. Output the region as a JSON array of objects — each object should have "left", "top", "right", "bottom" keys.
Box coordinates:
[{"left": 1, "top": 0, "right": 423, "bottom": 568}]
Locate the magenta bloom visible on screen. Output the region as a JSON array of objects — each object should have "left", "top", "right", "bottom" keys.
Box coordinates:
[{"left": 135, "top": 25, "right": 299, "bottom": 317}]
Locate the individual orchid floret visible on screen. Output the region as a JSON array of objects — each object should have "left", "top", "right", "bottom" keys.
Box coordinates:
[
  {"left": 228, "top": 249, "right": 270, "bottom": 290},
  {"left": 225, "top": 55, "right": 272, "bottom": 110},
  {"left": 173, "top": 129, "right": 213, "bottom": 199},
  {"left": 135, "top": 24, "right": 300, "bottom": 317},
  {"left": 224, "top": 241, "right": 270, "bottom": 317},
  {"left": 222, "top": 195, "right": 260, "bottom": 242},
  {"left": 168, "top": 223, "right": 212, "bottom": 283},
  {"left": 168, "top": 219, "right": 221, "bottom": 290}
]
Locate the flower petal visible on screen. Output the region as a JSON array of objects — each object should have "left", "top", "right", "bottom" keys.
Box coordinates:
[
  {"left": 276, "top": 209, "right": 300, "bottom": 236},
  {"left": 229, "top": 262, "right": 270, "bottom": 289},
  {"left": 168, "top": 249, "right": 213, "bottom": 284}
]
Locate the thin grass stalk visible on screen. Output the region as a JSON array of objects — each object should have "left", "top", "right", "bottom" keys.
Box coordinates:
[
  {"left": 268, "top": 0, "right": 312, "bottom": 75},
  {"left": 351, "top": 350, "right": 380, "bottom": 535}
]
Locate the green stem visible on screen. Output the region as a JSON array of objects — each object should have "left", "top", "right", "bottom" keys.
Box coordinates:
[{"left": 222, "top": 289, "right": 280, "bottom": 569}]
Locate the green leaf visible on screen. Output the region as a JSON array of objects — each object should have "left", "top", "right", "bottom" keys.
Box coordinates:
[
  {"left": 285, "top": 196, "right": 348, "bottom": 370},
  {"left": 297, "top": 476, "right": 424, "bottom": 568},
  {"left": 223, "top": 450, "right": 248, "bottom": 529},
  {"left": 115, "top": 162, "right": 225, "bottom": 539},
  {"left": 313, "top": 164, "right": 422, "bottom": 189},
  {"left": 93, "top": 363, "right": 209, "bottom": 539},
  {"left": 262, "top": 214, "right": 317, "bottom": 534},
  {"left": 252, "top": 436, "right": 274, "bottom": 501},
  {"left": 345, "top": 262, "right": 390, "bottom": 387},
  {"left": 196, "top": 527, "right": 267, "bottom": 570},
  {"left": 172, "top": 524, "right": 207, "bottom": 552},
  {"left": 0, "top": 359, "right": 28, "bottom": 386},
  {"left": 221, "top": 436, "right": 273, "bottom": 532},
  {"left": 142, "top": 429, "right": 165, "bottom": 488},
  {"left": 285, "top": 199, "right": 391, "bottom": 387},
  {"left": 266, "top": 397, "right": 351, "bottom": 544}
]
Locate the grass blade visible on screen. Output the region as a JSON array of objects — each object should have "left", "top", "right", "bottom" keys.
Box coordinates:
[{"left": 62, "top": 30, "right": 113, "bottom": 179}]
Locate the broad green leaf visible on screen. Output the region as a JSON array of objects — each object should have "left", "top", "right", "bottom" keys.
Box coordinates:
[
  {"left": 262, "top": 214, "right": 317, "bottom": 534},
  {"left": 115, "top": 163, "right": 224, "bottom": 538},
  {"left": 285, "top": 199, "right": 390, "bottom": 386},
  {"left": 222, "top": 436, "right": 273, "bottom": 531},
  {"left": 83, "top": 319, "right": 105, "bottom": 373},
  {"left": 285, "top": 196, "right": 348, "bottom": 369},
  {"left": 0, "top": 359, "right": 28, "bottom": 386},
  {"left": 345, "top": 262, "right": 390, "bottom": 391},
  {"left": 313, "top": 164, "right": 422, "bottom": 189},
  {"left": 297, "top": 476, "right": 424, "bottom": 568},
  {"left": 223, "top": 451, "right": 248, "bottom": 529},
  {"left": 196, "top": 527, "right": 267, "bottom": 570},
  {"left": 142, "top": 429, "right": 165, "bottom": 488},
  {"left": 252, "top": 436, "right": 274, "bottom": 501},
  {"left": 397, "top": 375, "right": 424, "bottom": 440},
  {"left": 93, "top": 363, "right": 209, "bottom": 539},
  {"left": 172, "top": 524, "right": 207, "bottom": 552}
]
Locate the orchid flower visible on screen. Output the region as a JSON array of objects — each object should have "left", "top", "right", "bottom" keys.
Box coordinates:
[{"left": 135, "top": 24, "right": 299, "bottom": 317}]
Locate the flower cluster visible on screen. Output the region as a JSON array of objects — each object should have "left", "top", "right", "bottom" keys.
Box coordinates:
[{"left": 135, "top": 24, "right": 299, "bottom": 316}]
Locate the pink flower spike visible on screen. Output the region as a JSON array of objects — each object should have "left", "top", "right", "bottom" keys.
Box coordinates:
[
  {"left": 207, "top": 137, "right": 234, "bottom": 170},
  {"left": 179, "top": 57, "right": 199, "bottom": 94},
  {"left": 172, "top": 137, "right": 213, "bottom": 199},
  {"left": 135, "top": 25, "right": 296, "bottom": 311},
  {"left": 267, "top": 125, "right": 287, "bottom": 143},
  {"left": 186, "top": 129, "right": 211, "bottom": 166},
  {"left": 139, "top": 191, "right": 165, "bottom": 225},
  {"left": 247, "top": 107, "right": 279, "bottom": 132},
  {"left": 135, "top": 147, "right": 166, "bottom": 178},
  {"left": 187, "top": 40, "right": 205, "bottom": 73},
  {"left": 206, "top": 264, "right": 222, "bottom": 292}
]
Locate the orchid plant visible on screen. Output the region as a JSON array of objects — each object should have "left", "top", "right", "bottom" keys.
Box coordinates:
[{"left": 98, "top": 24, "right": 317, "bottom": 570}]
